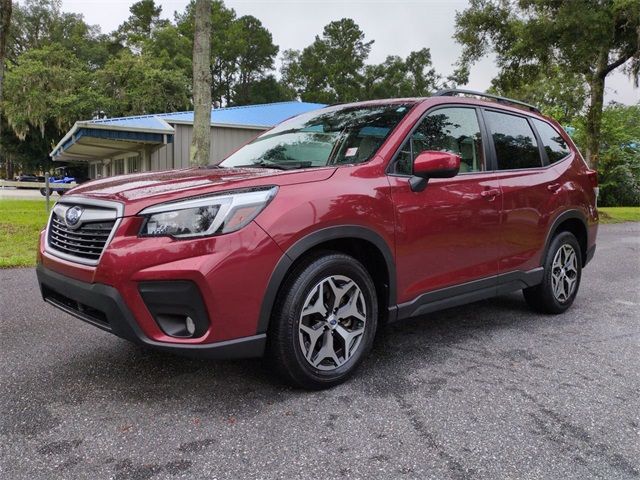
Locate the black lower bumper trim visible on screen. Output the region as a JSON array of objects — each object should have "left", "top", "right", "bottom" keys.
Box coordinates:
[{"left": 36, "top": 264, "right": 266, "bottom": 359}]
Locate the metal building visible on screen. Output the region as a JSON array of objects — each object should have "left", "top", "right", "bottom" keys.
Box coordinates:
[{"left": 51, "top": 101, "right": 325, "bottom": 179}]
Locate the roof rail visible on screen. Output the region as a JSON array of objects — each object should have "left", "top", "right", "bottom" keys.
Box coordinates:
[{"left": 433, "top": 89, "right": 540, "bottom": 113}]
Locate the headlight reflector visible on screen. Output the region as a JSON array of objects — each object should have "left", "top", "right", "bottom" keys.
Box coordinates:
[{"left": 139, "top": 187, "right": 277, "bottom": 238}]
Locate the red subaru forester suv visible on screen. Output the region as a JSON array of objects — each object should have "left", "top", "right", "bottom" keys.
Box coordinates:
[{"left": 37, "top": 90, "right": 598, "bottom": 389}]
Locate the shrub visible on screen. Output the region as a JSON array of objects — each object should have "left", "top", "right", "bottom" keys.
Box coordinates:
[{"left": 598, "top": 147, "right": 640, "bottom": 207}]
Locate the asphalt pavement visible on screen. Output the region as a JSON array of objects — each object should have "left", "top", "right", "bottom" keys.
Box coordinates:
[
  {"left": 0, "top": 187, "right": 47, "bottom": 200},
  {"left": 1, "top": 223, "right": 639, "bottom": 479}
]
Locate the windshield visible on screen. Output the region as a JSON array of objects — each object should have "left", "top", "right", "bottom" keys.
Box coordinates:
[{"left": 220, "top": 103, "right": 414, "bottom": 170}]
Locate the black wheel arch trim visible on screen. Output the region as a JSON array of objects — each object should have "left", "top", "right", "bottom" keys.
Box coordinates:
[
  {"left": 541, "top": 209, "right": 589, "bottom": 267},
  {"left": 256, "top": 225, "right": 397, "bottom": 334}
]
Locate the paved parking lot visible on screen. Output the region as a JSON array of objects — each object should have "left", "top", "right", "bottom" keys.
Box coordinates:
[
  {"left": 0, "top": 187, "right": 46, "bottom": 199},
  {"left": 1, "top": 223, "right": 639, "bottom": 479}
]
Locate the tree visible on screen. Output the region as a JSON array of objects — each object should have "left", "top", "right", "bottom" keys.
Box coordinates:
[
  {"left": 2, "top": 0, "right": 117, "bottom": 177},
  {"left": 190, "top": 0, "right": 212, "bottom": 167},
  {"left": 575, "top": 104, "right": 640, "bottom": 206},
  {"left": 0, "top": 0, "right": 12, "bottom": 178},
  {"left": 455, "top": 0, "right": 640, "bottom": 169},
  {"left": 281, "top": 18, "right": 374, "bottom": 103},
  {"left": 116, "top": 0, "right": 169, "bottom": 48},
  {"left": 98, "top": 51, "right": 190, "bottom": 117},
  {"left": 231, "top": 15, "right": 279, "bottom": 105},
  {"left": 3, "top": 44, "right": 105, "bottom": 140},
  {"left": 239, "top": 74, "right": 295, "bottom": 105},
  {"left": 363, "top": 48, "right": 442, "bottom": 99},
  {"left": 176, "top": 1, "right": 279, "bottom": 106},
  {"left": 490, "top": 66, "right": 588, "bottom": 124},
  {"left": 142, "top": 24, "right": 191, "bottom": 75},
  {"left": 2, "top": 43, "right": 106, "bottom": 174},
  {"left": 9, "top": 0, "right": 114, "bottom": 68}
]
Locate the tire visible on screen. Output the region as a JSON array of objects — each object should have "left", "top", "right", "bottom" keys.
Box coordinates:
[
  {"left": 268, "top": 252, "right": 378, "bottom": 389},
  {"left": 39, "top": 188, "right": 48, "bottom": 196},
  {"left": 523, "top": 231, "right": 582, "bottom": 314}
]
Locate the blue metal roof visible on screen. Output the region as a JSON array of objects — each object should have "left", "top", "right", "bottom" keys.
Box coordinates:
[
  {"left": 52, "top": 101, "right": 326, "bottom": 159},
  {"left": 89, "top": 101, "right": 326, "bottom": 130},
  {"left": 87, "top": 115, "right": 174, "bottom": 131}
]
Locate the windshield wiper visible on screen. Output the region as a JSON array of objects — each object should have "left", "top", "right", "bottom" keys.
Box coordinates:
[{"left": 237, "top": 160, "right": 313, "bottom": 170}]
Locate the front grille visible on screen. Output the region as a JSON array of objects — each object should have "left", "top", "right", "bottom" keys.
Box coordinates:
[
  {"left": 46, "top": 199, "right": 120, "bottom": 264},
  {"left": 48, "top": 214, "right": 115, "bottom": 261}
]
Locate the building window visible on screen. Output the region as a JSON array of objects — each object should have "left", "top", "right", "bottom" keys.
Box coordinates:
[
  {"left": 127, "top": 154, "right": 142, "bottom": 173},
  {"left": 113, "top": 158, "right": 125, "bottom": 176}
]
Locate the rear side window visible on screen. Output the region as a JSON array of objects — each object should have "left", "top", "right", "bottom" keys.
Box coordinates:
[
  {"left": 532, "top": 119, "right": 571, "bottom": 164},
  {"left": 485, "top": 111, "right": 542, "bottom": 170}
]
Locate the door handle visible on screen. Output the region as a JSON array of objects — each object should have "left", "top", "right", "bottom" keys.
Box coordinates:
[
  {"left": 481, "top": 188, "right": 501, "bottom": 200},
  {"left": 547, "top": 183, "right": 561, "bottom": 192}
]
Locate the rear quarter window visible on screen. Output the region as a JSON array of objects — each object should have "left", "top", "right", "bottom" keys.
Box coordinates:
[{"left": 532, "top": 119, "right": 571, "bottom": 164}]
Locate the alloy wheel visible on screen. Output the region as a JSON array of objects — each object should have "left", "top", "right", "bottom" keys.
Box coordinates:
[
  {"left": 551, "top": 244, "right": 578, "bottom": 302},
  {"left": 298, "top": 275, "right": 367, "bottom": 371}
]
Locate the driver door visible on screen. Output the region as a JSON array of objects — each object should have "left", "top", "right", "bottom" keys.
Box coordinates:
[{"left": 387, "top": 106, "right": 503, "bottom": 305}]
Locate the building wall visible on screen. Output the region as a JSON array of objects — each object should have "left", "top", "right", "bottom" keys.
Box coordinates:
[
  {"left": 149, "top": 141, "right": 174, "bottom": 171},
  {"left": 171, "top": 123, "right": 261, "bottom": 169},
  {"left": 212, "top": 125, "right": 261, "bottom": 163},
  {"left": 88, "top": 123, "right": 264, "bottom": 178}
]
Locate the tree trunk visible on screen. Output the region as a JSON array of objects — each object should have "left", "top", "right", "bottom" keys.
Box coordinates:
[
  {"left": 0, "top": 0, "right": 12, "bottom": 179},
  {"left": 190, "top": 0, "right": 212, "bottom": 167},
  {"left": 584, "top": 52, "right": 608, "bottom": 171}
]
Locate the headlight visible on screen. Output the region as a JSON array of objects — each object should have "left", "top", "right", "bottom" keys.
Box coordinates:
[{"left": 139, "top": 186, "right": 277, "bottom": 238}]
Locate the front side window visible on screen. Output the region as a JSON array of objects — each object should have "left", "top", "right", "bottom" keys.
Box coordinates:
[
  {"left": 532, "top": 119, "right": 570, "bottom": 164},
  {"left": 220, "top": 104, "right": 414, "bottom": 170},
  {"left": 394, "top": 107, "right": 485, "bottom": 175},
  {"left": 485, "top": 111, "right": 542, "bottom": 170}
]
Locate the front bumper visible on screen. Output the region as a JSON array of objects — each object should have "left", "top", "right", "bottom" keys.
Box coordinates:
[{"left": 36, "top": 264, "right": 266, "bottom": 359}]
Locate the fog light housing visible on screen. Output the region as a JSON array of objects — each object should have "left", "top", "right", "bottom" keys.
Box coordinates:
[{"left": 138, "top": 281, "right": 210, "bottom": 338}]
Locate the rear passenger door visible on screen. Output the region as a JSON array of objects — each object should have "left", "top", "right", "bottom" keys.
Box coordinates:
[{"left": 482, "top": 109, "right": 562, "bottom": 274}]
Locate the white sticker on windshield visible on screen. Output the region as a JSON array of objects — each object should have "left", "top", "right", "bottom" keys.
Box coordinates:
[{"left": 345, "top": 147, "right": 358, "bottom": 157}]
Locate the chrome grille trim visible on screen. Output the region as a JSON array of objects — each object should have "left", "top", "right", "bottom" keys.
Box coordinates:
[{"left": 44, "top": 196, "right": 124, "bottom": 266}]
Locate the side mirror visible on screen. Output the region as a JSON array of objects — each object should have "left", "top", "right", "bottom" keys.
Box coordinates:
[
  {"left": 409, "top": 150, "right": 461, "bottom": 192},
  {"left": 413, "top": 150, "right": 461, "bottom": 179}
]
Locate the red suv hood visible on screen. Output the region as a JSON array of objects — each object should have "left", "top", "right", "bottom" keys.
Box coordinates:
[{"left": 67, "top": 166, "right": 337, "bottom": 215}]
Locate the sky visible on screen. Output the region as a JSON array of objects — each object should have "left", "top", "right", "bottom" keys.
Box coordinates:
[{"left": 58, "top": 0, "right": 638, "bottom": 105}]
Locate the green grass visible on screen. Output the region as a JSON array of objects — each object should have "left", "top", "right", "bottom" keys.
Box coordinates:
[
  {"left": 598, "top": 207, "right": 640, "bottom": 224},
  {"left": 0, "top": 199, "right": 50, "bottom": 268}
]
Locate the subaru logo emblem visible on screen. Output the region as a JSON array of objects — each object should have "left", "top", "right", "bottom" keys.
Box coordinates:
[{"left": 65, "top": 206, "right": 83, "bottom": 227}]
